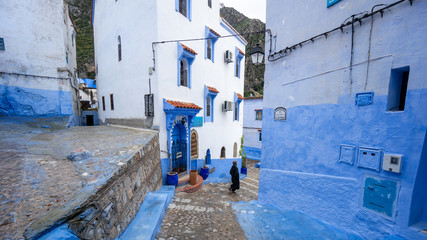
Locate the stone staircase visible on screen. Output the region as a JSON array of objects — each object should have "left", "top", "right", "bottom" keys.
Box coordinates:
[
  {"left": 118, "top": 185, "right": 175, "bottom": 240},
  {"left": 175, "top": 174, "right": 204, "bottom": 193}
]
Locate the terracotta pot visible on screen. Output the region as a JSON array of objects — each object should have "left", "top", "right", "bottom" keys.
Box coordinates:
[{"left": 190, "top": 170, "right": 198, "bottom": 185}]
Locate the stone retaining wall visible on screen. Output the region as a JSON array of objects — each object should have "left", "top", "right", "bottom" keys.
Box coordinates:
[
  {"left": 69, "top": 134, "right": 162, "bottom": 239},
  {"left": 26, "top": 133, "right": 162, "bottom": 239}
]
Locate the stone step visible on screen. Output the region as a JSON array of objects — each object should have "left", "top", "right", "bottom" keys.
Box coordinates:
[
  {"left": 177, "top": 174, "right": 190, "bottom": 187},
  {"left": 118, "top": 186, "right": 175, "bottom": 240},
  {"left": 244, "top": 176, "right": 259, "bottom": 184},
  {"left": 240, "top": 180, "right": 259, "bottom": 190},
  {"left": 176, "top": 175, "right": 204, "bottom": 193}
]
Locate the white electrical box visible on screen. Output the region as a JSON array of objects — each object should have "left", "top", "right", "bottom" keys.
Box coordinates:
[{"left": 383, "top": 154, "right": 403, "bottom": 173}]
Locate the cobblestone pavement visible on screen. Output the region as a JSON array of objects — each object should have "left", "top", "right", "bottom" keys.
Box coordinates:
[
  {"left": 156, "top": 160, "right": 260, "bottom": 240},
  {"left": 0, "top": 117, "right": 157, "bottom": 239}
]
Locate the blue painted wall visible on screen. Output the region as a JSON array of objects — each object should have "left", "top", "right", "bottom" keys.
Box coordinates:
[
  {"left": 243, "top": 146, "right": 261, "bottom": 161},
  {"left": 262, "top": 0, "right": 427, "bottom": 239},
  {"left": 161, "top": 157, "right": 242, "bottom": 184},
  {"left": 0, "top": 85, "right": 73, "bottom": 116},
  {"left": 81, "top": 110, "right": 99, "bottom": 126},
  {"left": 243, "top": 98, "right": 263, "bottom": 160}
]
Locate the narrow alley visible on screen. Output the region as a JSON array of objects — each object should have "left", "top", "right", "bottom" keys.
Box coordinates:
[{"left": 156, "top": 160, "right": 260, "bottom": 240}]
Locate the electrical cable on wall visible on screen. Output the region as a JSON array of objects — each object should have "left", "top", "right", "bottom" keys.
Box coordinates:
[
  {"left": 267, "top": 0, "right": 414, "bottom": 62},
  {"left": 151, "top": 29, "right": 270, "bottom": 71}
]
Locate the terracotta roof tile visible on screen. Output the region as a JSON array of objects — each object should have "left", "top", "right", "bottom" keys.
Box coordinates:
[
  {"left": 166, "top": 100, "right": 202, "bottom": 110},
  {"left": 236, "top": 93, "right": 244, "bottom": 100},
  {"left": 207, "top": 27, "right": 221, "bottom": 37},
  {"left": 180, "top": 43, "right": 198, "bottom": 55},
  {"left": 237, "top": 47, "right": 245, "bottom": 56},
  {"left": 206, "top": 86, "right": 219, "bottom": 93}
]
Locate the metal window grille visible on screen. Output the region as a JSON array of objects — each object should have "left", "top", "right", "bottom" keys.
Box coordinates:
[
  {"left": 0, "top": 38, "right": 4, "bottom": 50},
  {"left": 207, "top": 40, "right": 212, "bottom": 60},
  {"left": 206, "top": 96, "right": 211, "bottom": 117},
  {"left": 102, "top": 96, "right": 106, "bottom": 111},
  {"left": 110, "top": 94, "right": 114, "bottom": 110},
  {"left": 179, "top": 0, "right": 187, "bottom": 17},
  {"left": 145, "top": 94, "right": 154, "bottom": 117}
]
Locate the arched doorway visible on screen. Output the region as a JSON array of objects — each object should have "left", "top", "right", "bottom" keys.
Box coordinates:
[
  {"left": 233, "top": 142, "right": 238, "bottom": 158},
  {"left": 221, "top": 147, "right": 226, "bottom": 159},
  {"left": 171, "top": 122, "right": 187, "bottom": 174}
]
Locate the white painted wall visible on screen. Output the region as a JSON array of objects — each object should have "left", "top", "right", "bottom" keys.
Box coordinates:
[
  {"left": 93, "top": 0, "right": 157, "bottom": 120},
  {"left": 0, "top": 0, "right": 79, "bottom": 116},
  {"left": 243, "top": 97, "right": 263, "bottom": 149},
  {"left": 94, "top": 0, "right": 245, "bottom": 160}
]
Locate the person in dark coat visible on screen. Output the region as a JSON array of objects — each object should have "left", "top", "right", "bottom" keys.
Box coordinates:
[{"left": 229, "top": 161, "right": 240, "bottom": 193}]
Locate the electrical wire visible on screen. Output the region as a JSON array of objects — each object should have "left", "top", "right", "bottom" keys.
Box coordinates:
[{"left": 267, "top": 0, "right": 414, "bottom": 62}]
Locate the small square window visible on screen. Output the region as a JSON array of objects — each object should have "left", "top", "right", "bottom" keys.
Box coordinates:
[{"left": 255, "top": 110, "right": 262, "bottom": 120}]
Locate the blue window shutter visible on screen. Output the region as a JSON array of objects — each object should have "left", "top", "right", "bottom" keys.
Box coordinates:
[{"left": 0, "top": 38, "right": 5, "bottom": 50}]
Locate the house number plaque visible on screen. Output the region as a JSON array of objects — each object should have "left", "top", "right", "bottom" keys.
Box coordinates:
[{"left": 274, "top": 107, "right": 287, "bottom": 121}]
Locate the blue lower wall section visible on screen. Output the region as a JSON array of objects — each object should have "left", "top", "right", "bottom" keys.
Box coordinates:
[
  {"left": 243, "top": 146, "right": 261, "bottom": 161},
  {"left": 259, "top": 90, "right": 427, "bottom": 239},
  {"left": 161, "top": 157, "right": 242, "bottom": 184},
  {"left": 0, "top": 85, "right": 73, "bottom": 116}
]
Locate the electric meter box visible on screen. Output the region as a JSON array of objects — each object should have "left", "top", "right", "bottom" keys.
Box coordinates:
[{"left": 383, "top": 154, "right": 403, "bottom": 173}]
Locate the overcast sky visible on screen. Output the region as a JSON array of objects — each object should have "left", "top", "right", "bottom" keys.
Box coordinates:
[{"left": 220, "top": 0, "right": 266, "bottom": 22}]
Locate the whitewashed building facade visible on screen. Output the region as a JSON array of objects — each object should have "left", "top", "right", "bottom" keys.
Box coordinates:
[
  {"left": 93, "top": 0, "right": 246, "bottom": 181},
  {"left": 0, "top": 1, "right": 79, "bottom": 123}
]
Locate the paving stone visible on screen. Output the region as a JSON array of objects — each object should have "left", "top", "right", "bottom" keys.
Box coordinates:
[
  {"left": 0, "top": 117, "right": 160, "bottom": 239},
  {"left": 156, "top": 160, "right": 260, "bottom": 240}
]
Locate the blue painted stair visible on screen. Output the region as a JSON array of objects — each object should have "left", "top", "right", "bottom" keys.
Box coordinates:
[{"left": 118, "top": 185, "right": 175, "bottom": 240}]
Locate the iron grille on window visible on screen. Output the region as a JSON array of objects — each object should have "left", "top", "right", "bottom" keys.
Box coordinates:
[
  {"left": 145, "top": 94, "right": 154, "bottom": 117},
  {"left": 0, "top": 38, "right": 4, "bottom": 50},
  {"left": 179, "top": 0, "right": 187, "bottom": 17}
]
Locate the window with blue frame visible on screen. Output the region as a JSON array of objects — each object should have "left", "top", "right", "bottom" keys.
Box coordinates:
[
  {"left": 327, "top": 0, "right": 341, "bottom": 8},
  {"left": 258, "top": 130, "right": 262, "bottom": 141},
  {"left": 204, "top": 85, "right": 218, "bottom": 122},
  {"left": 177, "top": 43, "right": 197, "bottom": 88},
  {"left": 255, "top": 109, "right": 262, "bottom": 120},
  {"left": 176, "top": 0, "right": 192, "bottom": 20},
  {"left": 205, "top": 27, "right": 220, "bottom": 62},
  {"left": 235, "top": 47, "right": 244, "bottom": 78},
  {"left": 234, "top": 92, "right": 243, "bottom": 121}
]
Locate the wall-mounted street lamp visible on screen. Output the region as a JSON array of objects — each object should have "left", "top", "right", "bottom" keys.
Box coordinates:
[{"left": 250, "top": 44, "right": 264, "bottom": 65}]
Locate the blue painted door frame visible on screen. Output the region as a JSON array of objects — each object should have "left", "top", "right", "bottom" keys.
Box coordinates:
[{"left": 163, "top": 99, "right": 201, "bottom": 175}]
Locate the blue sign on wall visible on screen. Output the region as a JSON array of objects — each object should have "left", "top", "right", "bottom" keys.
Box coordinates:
[
  {"left": 355, "top": 92, "right": 374, "bottom": 106},
  {"left": 327, "top": 0, "right": 341, "bottom": 8},
  {"left": 193, "top": 116, "right": 203, "bottom": 127}
]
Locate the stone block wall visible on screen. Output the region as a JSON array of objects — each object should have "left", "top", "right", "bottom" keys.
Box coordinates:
[{"left": 67, "top": 134, "right": 162, "bottom": 239}]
